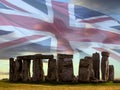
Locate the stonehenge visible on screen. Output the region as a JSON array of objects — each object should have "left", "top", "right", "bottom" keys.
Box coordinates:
[
  {"left": 9, "top": 57, "right": 15, "bottom": 81},
  {"left": 9, "top": 54, "right": 54, "bottom": 82},
  {"left": 78, "top": 56, "right": 96, "bottom": 82},
  {"left": 32, "top": 58, "right": 44, "bottom": 82},
  {"left": 101, "top": 51, "right": 109, "bottom": 81},
  {"left": 57, "top": 54, "right": 74, "bottom": 82},
  {"left": 78, "top": 58, "right": 90, "bottom": 82},
  {"left": 9, "top": 51, "right": 114, "bottom": 83},
  {"left": 46, "top": 59, "right": 57, "bottom": 81},
  {"left": 92, "top": 52, "right": 100, "bottom": 80},
  {"left": 14, "top": 58, "right": 22, "bottom": 81},
  {"left": 108, "top": 65, "right": 114, "bottom": 81}
]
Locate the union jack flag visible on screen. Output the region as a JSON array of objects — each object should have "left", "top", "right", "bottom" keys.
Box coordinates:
[{"left": 0, "top": 0, "right": 120, "bottom": 60}]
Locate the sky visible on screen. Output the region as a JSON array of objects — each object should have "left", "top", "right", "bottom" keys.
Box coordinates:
[
  {"left": 72, "top": 0, "right": 120, "bottom": 21},
  {"left": 55, "top": 0, "right": 70, "bottom": 3},
  {"left": 1, "top": 0, "right": 120, "bottom": 80},
  {"left": 0, "top": 0, "right": 73, "bottom": 80},
  {"left": 71, "top": 0, "right": 120, "bottom": 79}
]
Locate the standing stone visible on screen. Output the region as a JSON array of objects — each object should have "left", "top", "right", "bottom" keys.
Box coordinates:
[
  {"left": 47, "top": 59, "right": 57, "bottom": 81},
  {"left": 78, "top": 59, "right": 90, "bottom": 82},
  {"left": 57, "top": 54, "right": 64, "bottom": 82},
  {"left": 92, "top": 52, "right": 100, "bottom": 80},
  {"left": 22, "top": 59, "right": 31, "bottom": 82},
  {"left": 61, "top": 58, "right": 74, "bottom": 82},
  {"left": 57, "top": 54, "right": 73, "bottom": 82},
  {"left": 9, "top": 57, "right": 15, "bottom": 81},
  {"left": 32, "top": 59, "right": 44, "bottom": 82},
  {"left": 101, "top": 51, "right": 109, "bottom": 81},
  {"left": 85, "top": 56, "right": 94, "bottom": 80},
  {"left": 13, "top": 58, "right": 22, "bottom": 81},
  {"left": 109, "top": 65, "right": 114, "bottom": 81}
]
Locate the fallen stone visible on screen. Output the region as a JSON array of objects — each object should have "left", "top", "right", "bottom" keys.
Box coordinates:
[{"left": 113, "top": 79, "right": 120, "bottom": 83}]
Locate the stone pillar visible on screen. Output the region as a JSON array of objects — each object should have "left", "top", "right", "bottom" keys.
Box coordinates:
[
  {"left": 92, "top": 52, "right": 100, "bottom": 80},
  {"left": 9, "top": 57, "right": 15, "bottom": 81},
  {"left": 101, "top": 51, "right": 109, "bottom": 81},
  {"left": 109, "top": 65, "right": 114, "bottom": 81},
  {"left": 57, "top": 54, "right": 64, "bottom": 82},
  {"left": 47, "top": 59, "right": 57, "bottom": 81},
  {"left": 57, "top": 54, "right": 73, "bottom": 82},
  {"left": 22, "top": 59, "right": 31, "bottom": 82},
  {"left": 78, "top": 59, "right": 90, "bottom": 82},
  {"left": 61, "top": 57, "right": 74, "bottom": 82},
  {"left": 32, "top": 59, "right": 44, "bottom": 82},
  {"left": 85, "top": 56, "right": 94, "bottom": 80},
  {"left": 13, "top": 58, "right": 22, "bottom": 81}
]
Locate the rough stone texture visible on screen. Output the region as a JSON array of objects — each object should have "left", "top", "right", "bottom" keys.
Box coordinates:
[
  {"left": 9, "top": 57, "right": 15, "bottom": 81},
  {"left": 78, "top": 59, "right": 90, "bottom": 82},
  {"left": 57, "top": 54, "right": 64, "bottom": 82},
  {"left": 113, "top": 79, "right": 120, "bottom": 83},
  {"left": 61, "top": 58, "right": 74, "bottom": 82},
  {"left": 10, "top": 54, "right": 56, "bottom": 82},
  {"left": 78, "top": 56, "right": 95, "bottom": 82},
  {"left": 85, "top": 56, "right": 94, "bottom": 80},
  {"left": 32, "top": 59, "right": 44, "bottom": 82},
  {"left": 101, "top": 51, "right": 109, "bottom": 81},
  {"left": 109, "top": 65, "right": 114, "bottom": 81},
  {"left": 92, "top": 52, "right": 100, "bottom": 80},
  {"left": 13, "top": 58, "right": 22, "bottom": 81},
  {"left": 17, "top": 54, "right": 54, "bottom": 60},
  {"left": 34, "top": 54, "right": 54, "bottom": 59},
  {"left": 47, "top": 59, "right": 57, "bottom": 81},
  {"left": 57, "top": 54, "right": 73, "bottom": 82},
  {"left": 22, "top": 59, "right": 31, "bottom": 82}
]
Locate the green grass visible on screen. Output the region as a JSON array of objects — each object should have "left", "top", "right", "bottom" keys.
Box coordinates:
[{"left": 1, "top": 80, "right": 120, "bottom": 90}]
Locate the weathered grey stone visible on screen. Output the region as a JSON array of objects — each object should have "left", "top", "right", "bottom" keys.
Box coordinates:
[
  {"left": 18, "top": 54, "right": 54, "bottom": 60},
  {"left": 32, "top": 59, "right": 44, "bottom": 82},
  {"left": 34, "top": 54, "right": 54, "bottom": 59},
  {"left": 85, "top": 56, "right": 94, "bottom": 80},
  {"left": 61, "top": 58, "right": 74, "bottom": 82},
  {"left": 113, "top": 79, "right": 120, "bottom": 83},
  {"left": 13, "top": 58, "right": 22, "bottom": 81},
  {"left": 47, "top": 59, "right": 57, "bottom": 81},
  {"left": 22, "top": 59, "right": 31, "bottom": 82},
  {"left": 9, "top": 57, "right": 15, "bottom": 81},
  {"left": 78, "top": 59, "right": 90, "bottom": 82},
  {"left": 101, "top": 51, "right": 109, "bottom": 81},
  {"left": 57, "top": 54, "right": 74, "bottom": 82},
  {"left": 17, "top": 55, "right": 32, "bottom": 60},
  {"left": 109, "top": 65, "right": 114, "bottom": 81},
  {"left": 10, "top": 54, "right": 56, "bottom": 82},
  {"left": 57, "top": 54, "right": 64, "bottom": 82},
  {"left": 92, "top": 52, "right": 100, "bottom": 80},
  {"left": 78, "top": 56, "right": 95, "bottom": 82}
]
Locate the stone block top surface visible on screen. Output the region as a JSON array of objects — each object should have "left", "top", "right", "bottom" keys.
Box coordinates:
[
  {"left": 57, "top": 54, "right": 73, "bottom": 58},
  {"left": 17, "top": 54, "right": 54, "bottom": 60},
  {"left": 101, "top": 51, "right": 109, "bottom": 57}
]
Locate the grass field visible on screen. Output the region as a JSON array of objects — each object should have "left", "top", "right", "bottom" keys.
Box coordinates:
[{"left": 1, "top": 80, "right": 120, "bottom": 90}]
